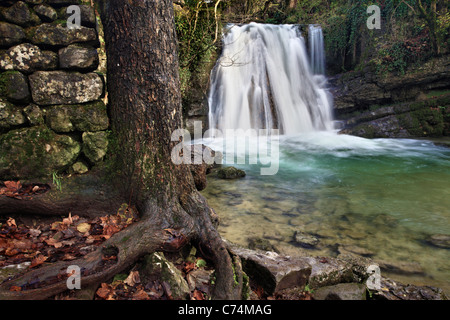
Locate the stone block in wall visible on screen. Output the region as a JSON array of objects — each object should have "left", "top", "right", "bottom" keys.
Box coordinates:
[
  {"left": 34, "top": 4, "right": 58, "bottom": 22},
  {"left": 59, "top": 44, "right": 98, "bottom": 71},
  {"left": 0, "top": 22, "right": 25, "bottom": 48},
  {"left": 82, "top": 131, "right": 108, "bottom": 163},
  {"left": 46, "top": 101, "right": 109, "bottom": 132},
  {"left": 23, "top": 103, "right": 43, "bottom": 125},
  {"left": 31, "top": 23, "right": 98, "bottom": 47},
  {"left": 0, "top": 43, "right": 58, "bottom": 74},
  {"left": 29, "top": 71, "right": 103, "bottom": 105},
  {"left": 1, "top": 1, "right": 41, "bottom": 27},
  {"left": 0, "top": 125, "right": 81, "bottom": 179},
  {"left": 57, "top": 4, "right": 96, "bottom": 28},
  {"left": 0, "top": 99, "right": 27, "bottom": 131},
  {"left": 0, "top": 70, "right": 30, "bottom": 103}
]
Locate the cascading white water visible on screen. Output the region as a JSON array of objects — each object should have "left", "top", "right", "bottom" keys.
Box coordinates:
[
  {"left": 207, "top": 22, "right": 333, "bottom": 135},
  {"left": 308, "top": 24, "right": 325, "bottom": 75}
]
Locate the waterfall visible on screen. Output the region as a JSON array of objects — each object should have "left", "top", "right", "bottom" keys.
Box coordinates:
[
  {"left": 308, "top": 25, "right": 325, "bottom": 75},
  {"left": 207, "top": 22, "right": 333, "bottom": 135}
]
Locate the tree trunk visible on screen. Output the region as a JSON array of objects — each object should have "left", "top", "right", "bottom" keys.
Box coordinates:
[{"left": 0, "top": 0, "right": 242, "bottom": 300}]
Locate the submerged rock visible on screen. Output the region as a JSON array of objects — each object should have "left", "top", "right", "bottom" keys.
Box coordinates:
[
  {"left": 293, "top": 231, "right": 319, "bottom": 248},
  {"left": 217, "top": 166, "right": 246, "bottom": 179},
  {"left": 426, "top": 234, "right": 450, "bottom": 249}
]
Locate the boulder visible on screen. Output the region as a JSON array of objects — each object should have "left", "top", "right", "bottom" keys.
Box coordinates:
[
  {"left": 0, "top": 22, "right": 26, "bottom": 48},
  {"left": 138, "top": 252, "right": 190, "bottom": 300},
  {"left": 227, "top": 242, "right": 312, "bottom": 296},
  {"left": 1, "top": 1, "right": 41, "bottom": 27},
  {"left": 313, "top": 283, "right": 367, "bottom": 300},
  {"left": 29, "top": 71, "right": 103, "bottom": 105},
  {"left": 217, "top": 166, "right": 246, "bottom": 179},
  {"left": 0, "top": 126, "right": 81, "bottom": 179},
  {"left": 58, "top": 44, "right": 98, "bottom": 71},
  {"left": 0, "top": 70, "right": 30, "bottom": 103},
  {"left": 0, "top": 43, "right": 58, "bottom": 74},
  {"left": 31, "top": 23, "right": 97, "bottom": 47},
  {"left": 82, "top": 131, "right": 108, "bottom": 163},
  {"left": 45, "top": 101, "right": 109, "bottom": 132}
]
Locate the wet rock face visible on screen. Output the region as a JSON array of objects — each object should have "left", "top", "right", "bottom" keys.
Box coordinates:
[{"left": 0, "top": 1, "right": 107, "bottom": 180}]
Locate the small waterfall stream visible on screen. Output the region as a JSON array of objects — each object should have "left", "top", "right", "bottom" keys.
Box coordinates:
[{"left": 207, "top": 23, "right": 333, "bottom": 135}]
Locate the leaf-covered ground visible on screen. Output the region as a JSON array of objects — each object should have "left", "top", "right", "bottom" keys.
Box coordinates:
[{"left": 0, "top": 180, "right": 314, "bottom": 300}]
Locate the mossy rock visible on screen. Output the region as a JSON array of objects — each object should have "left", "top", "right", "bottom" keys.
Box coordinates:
[
  {"left": 217, "top": 166, "right": 246, "bottom": 179},
  {"left": 46, "top": 101, "right": 109, "bottom": 133},
  {"left": 82, "top": 131, "right": 108, "bottom": 164},
  {"left": 138, "top": 252, "right": 190, "bottom": 300},
  {"left": 0, "top": 125, "right": 81, "bottom": 179}
]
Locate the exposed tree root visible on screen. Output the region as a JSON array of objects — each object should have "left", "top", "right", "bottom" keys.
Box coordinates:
[{"left": 0, "top": 180, "right": 243, "bottom": 300}]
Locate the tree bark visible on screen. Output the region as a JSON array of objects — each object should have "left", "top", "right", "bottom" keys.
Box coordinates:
[{"left": 0, "top": 0, "right": 242, "bottom": 300}]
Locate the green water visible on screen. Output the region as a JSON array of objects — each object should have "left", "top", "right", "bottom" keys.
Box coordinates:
[{"left": 201, "top": 132, "right": 450, "bottom": 295}]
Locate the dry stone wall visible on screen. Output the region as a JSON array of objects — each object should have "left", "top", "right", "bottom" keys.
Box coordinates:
[{"left": 0, "top": 0, "right": 108, "bottom": 180}]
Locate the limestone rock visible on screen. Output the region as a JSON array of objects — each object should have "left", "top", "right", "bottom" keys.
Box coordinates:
[
  {"left": 0, "top": 22, "right": 26, "bottom": 47},
  {"left": 59, "top": 44, "right": 98, "bottom": 71},
  {"left": 293, "top": 231, "right": 319, "bottom": 248},
  {"left": 0, "top": 71, "right": 30, "bottom": 103},
  {"left": 2, "top": 1, "right": 41, "bottom": 27},
  {"left": 31, "top": 23, "right": 97, "bottom": 47},
  {"left": 0, "top": 43, "right": 58, "bottom": 74},
  {"left": 45, "top": 101, "right": 109, "bottom": 132},
  {"left": 29, "top": 71, "right": 103, "bottom": 105},
  {"left": 217, "top": 166, "right": 246, "bottom": 179},
  {"left": 138, "top": 252, "right": 190, "bottom": 300},
  {"left": 313, "top": 283, "right": 367, "bottom": 300},
  {"left": 0, "top": 126, "right": 81, "bottom": 179},
  {"left": 82, "top": 131, "right": 108, "bottom": 163}
]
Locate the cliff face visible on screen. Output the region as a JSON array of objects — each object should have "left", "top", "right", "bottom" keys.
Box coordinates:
[{"left": 330, "top": 54, "right": 450, "bottom": 138}]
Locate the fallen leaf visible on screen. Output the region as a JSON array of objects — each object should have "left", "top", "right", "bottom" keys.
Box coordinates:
[
  {"left": 30, "top": 254, "right": 47, "bottom": 268},
  {"left": 124, "top": 270, "right": 140, "bottom": 287},
  {"left": 76, "top": 222, "right": 91, "bottom": 233}
]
